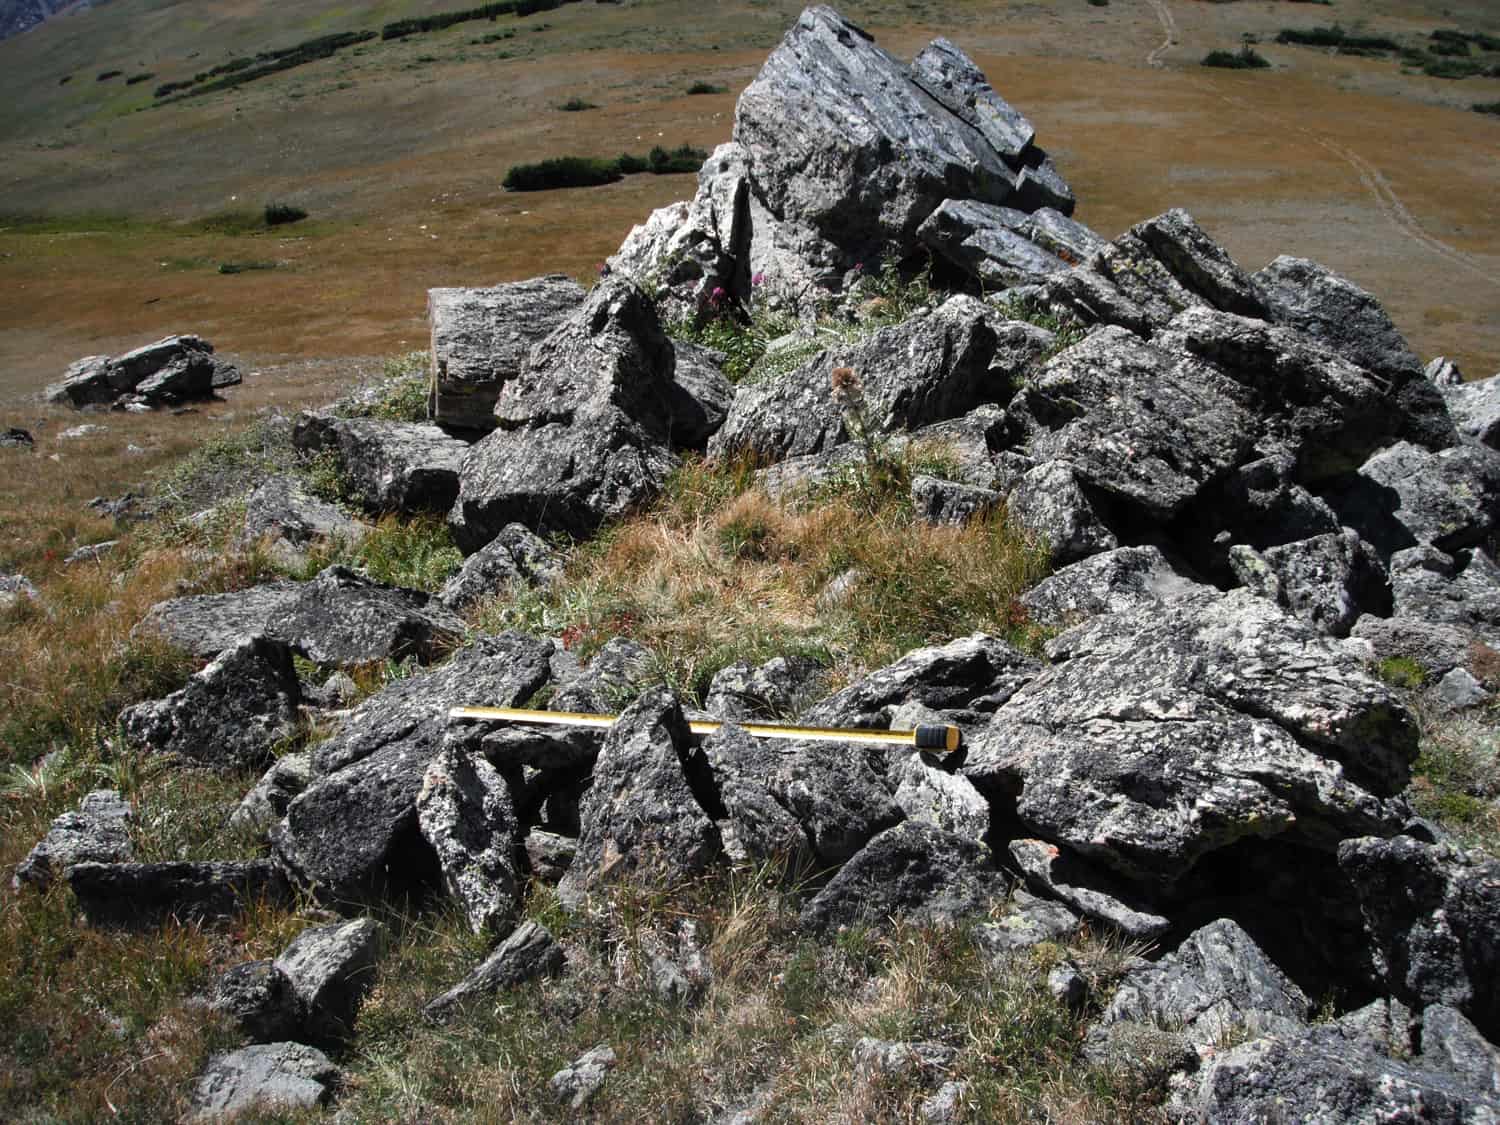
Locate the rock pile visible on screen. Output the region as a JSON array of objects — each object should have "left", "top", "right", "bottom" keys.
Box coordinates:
[
  {"left": 46, "top": 335, "right": 241, "bottom": 409},
  {"left": 14, "top": 6, "right": 1500, "bottom": 1119}
]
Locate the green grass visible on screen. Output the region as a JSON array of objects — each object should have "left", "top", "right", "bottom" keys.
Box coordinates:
[
  {"left": 1409, "top": 705, "right": 1500, "bottom": 853},
  {"left": 1376, "top": 655, "right": 1428, "bottom": 690}
]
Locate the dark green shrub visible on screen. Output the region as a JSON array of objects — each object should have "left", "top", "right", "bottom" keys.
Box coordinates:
[
  {"left": 1429, "top": 39, "right": 1471, "bottom": 57},
  {"left": 1422, "top": 57, "right": 1493, "bottom": 78},
  {"left": 503, "top": 156, "right": 622, "bottom": 191},
  {"left": 614, "top": 152, "right": 648, "bottom": 174},
  {"left": 1475, "top": 101, "right": 1500, "bottom": 115},
  {"left": 1087, "top": 0, "right": 1108, "bottom": 7},
  {"left": 1202, "top": 46, "right": 1271, "bottom": 69},
  {"left": 557, "top": 97, "right": 597, "bottom": 111},
  {"left": 97, "top": 70, "right": 122, "bottom": 81},
  {"left": 264, "top": 202, "right": 307, "bottom": 226},
  {"left": 685, "top": 81, "right": 726, "bottom": 95},
  {"left": 125, "top": 73, "right": 154, "bottom": 85},
  {"left": 217, "top": 261, "right": 278, "bottom": 274},
  {"left": 1277, "top": 25, "right": 1399, "bottom": 51}
]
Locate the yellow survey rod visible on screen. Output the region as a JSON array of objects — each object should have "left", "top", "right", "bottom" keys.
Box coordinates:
[{"left": 447, "top": 705, "right": 962, "bottom": 753}]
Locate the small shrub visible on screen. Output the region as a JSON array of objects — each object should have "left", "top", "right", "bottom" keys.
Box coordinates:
[
  {"left": 686, "top": 80, "right": 727, "bottom": 95},
  {"left": 216, "top": 260, "right": 278, "bottom": 274},
  {"left": 1087, "top": 0, "right": 1108, "bottom": 7},
  {"left": 1428, "top": 39, "right": 1471, "bottom": 58},
  {"left": 503, "top": 155, "right": 622, "bottom": 191},
  {"left": 97, "top": 70, "right": 123, "bottom": 81},
  {"left": 264, "top": 201, "right": 308, "bottom": 225},
  {"left": 1203, "top": 46, "right": 1271, "bottom": 69},
  {"left": 1376, "top": 655, "right": 1427, "bottom": 689},
  {"left": 125, "top": 72, "right": 155, "bottom": 85},
  {"left": 1422, "top": 57, "right": 1495, "bottom": 79},
  {"left": 1476, "top": 101, "right": 1500, "bottom": 116},
  {"left": 557, "top": 96, "right": 597, "bottom": 111}
]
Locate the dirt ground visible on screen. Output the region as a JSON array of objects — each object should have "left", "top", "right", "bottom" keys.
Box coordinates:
[{"left": 1, "top": 0, "right": 1497, "bottom": 419}]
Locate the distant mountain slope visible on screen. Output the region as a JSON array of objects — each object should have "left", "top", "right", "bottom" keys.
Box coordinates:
[{"left": 0, "top": 0, "right": 82, "bottom": 42}]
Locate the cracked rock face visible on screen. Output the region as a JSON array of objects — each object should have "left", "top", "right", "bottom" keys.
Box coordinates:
[
  {"left": 964, "top": 590, "right": 1418, "bottom": 896},
  {"left": 417, "top": 741, "right": 522, "bottom": 936},
  {"left": 14, "top": 790, "right": 134, "bottom": 892}
]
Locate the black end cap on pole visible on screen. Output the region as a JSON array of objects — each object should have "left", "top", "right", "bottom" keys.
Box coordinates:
[{"left": 914, "top": 723, "right": 959, "bottom": 752}]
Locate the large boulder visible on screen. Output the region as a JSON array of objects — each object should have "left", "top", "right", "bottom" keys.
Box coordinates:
[
  {"left": 916, "top": 199, "right": 1070, "bottom": 288},
  {"left": 67, "top": 860, "right": 292, "bottom": 927},
  {"left": 272, "top": 918, "right": 387, "bottom": 1042},
  {"left": 1017, "top": 546, "right": 1205, "bottom": 630},
  {"left": 46, "top": 335, "right": 239, "bottom": 409},
  {"left": 292, "top": 414, "right": 469, "bottom": 515},
  {"left": 1339, "top": 835, "right": 1500, "bottom": 1040},
  {"left": 557, "top": 688, "right": 721, "bottom": 908},
  {"left": 271, "top": 633, "right": 555, "bottom": 904},
  {"left": 963, "top": 590, "right": 1418, "bottom": 896},
  {"left": 119, "top": 635, "right": 301, "bottom": 770},
  {"left": 1228, "top": 530, "right": 1386, "bottom": 639},
  {"left": 1332, "top": 441, "right": 1500, "bottom": 558},
  {"left": 186, "top": 1043, "right": 338, "bottom": 1123},
  {"left": 427, "top": 275, "right": 586, "bottom": 430},
  {"left": 14, "top": 790, "right": 133, "bottom": 892},
  {"left": 264, "top": 565, "right": 465, "bottom": 668},
  {"left": 134, "top": 581, "right": 305, "bottom": 659},
  {"left": 416, "top": 741, "right": 522, "bottom": 936},
  {"left": 449, "top": 278, "right": 680, "bottom": 548},
  {"left": 238, "top": 474, "right": 370, "bottom": 566},
  {"left": 709, "top": 296, "right": 1051, "bottom": 462},
  {"left": 1387, "top": 546, "right": 1500, "bottom": 645}
]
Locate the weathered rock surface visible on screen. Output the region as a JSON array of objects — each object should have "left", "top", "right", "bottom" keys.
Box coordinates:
[
  {"left": 852, "top": 1037, "right": 958, "bottom": 1080},
  {"left": 909, "top": 474, "right": 1001, "bottom": 526},
  {"left": 800, "top": 820, "right": 1008, "bottom": 931},
  {"left": 1348, "top": 616, "right": 1475, "bottom": 680},
  {"left": 273, "top": 918, "right": 386, "bottom": 1042},
  {"left": 67, "top": 860, "right": 291, "bottom": 927},
  {"left": 417, "top": 742, "right": 521, "bottom": 935},
  {"left": 1017, "top": 546, "right": 1204, "bottom": 629},
  {"left": 709, "top": 297, "right": 1051, "bottom": 461},
  {"left": 120, "top": 635, "right": 301, "bottom": 770},
  {"left": 1008, "top": 838, "right": 1171, "bottom": 940},
  {"left": 265, "top": 565, "right": 465, "bottom": 668},
  {"left": 1440, "top": 371, "right": 1500, "bottom": 450},
  {"left": 210, "top": 959, "right": 297, "bottom": 1042},
  {"left": 438, "top": 522, "right": 561, "bottom": 612},
  {"left": 186, "top": 1042, "right": 338, "bottom": 1123},
  {"left": 971, "top": 889, "right": 1079, "bottom": 957},
  {"left": 135, "top": 581, "right": 305, "bottom": 658},
  {"left": 704, "top": 654, "right": 827, "bottom": 722},
  {"left": 272, "top": 633, "right": 555, "bottom": 903},
  {"left": 239, "top": 474, "right": 369, "bottom": 565},
  {"left": 558, "top": 689, "right": 720, "bottom": 908},
  {"left": 14, "top": 790, "right": 133, "bottom": 892},
  {"left": 916, "top": 199, "right": 1069, "bottom": 287},
  {"left": 1388, "top": 546, "right": 1500, "bottom": 644},
  {"left": 0, "top": 571, "right": 39, "bottom": 609},
  {"left": 891, "top": 753, "right": 989, "bottom": 842},
  {"left": 293, "top": 414, "right": 469, "bottom": 515},
  {"left": 1334, "top": 441, "right": 1500, "bottom": 557},
  {"left": 665, "top": 340, "right": 735, "bottom": 449},
  {"left": 229, "top": 752, "right": 314, "bottom": 837},
  {"left": 1228, "top": 530, "right": 1385, "bottom": 638},
  {"left": 1004, "top": 459, "right": 1119, "bottom": 564},
  {"left": 550, "top": 635, "right": 655, "bottom": 714},
  {"left": 550, "top": 1044, "right": 616, "bottom": 1109},
  {"left": 450, "top": 278, "right": 680, "bottom": 548},
  {"left": 965, "top": 591, "right": 1418, "bottom": 897},
  {"left": 424, "top": 920, "right": 565, "bottom": 1021},
  {"left": 1, "top": 426, "right": 34, "bottom": 449},
  {"left": 428, "top": 275, "right": 586, "bottom": 429},
  {"left": 47, "top": 335, "right": 240, "bottom": 409},
  {"left": 1339, "top": 835, "right": 1500, "bottom": 1039}
]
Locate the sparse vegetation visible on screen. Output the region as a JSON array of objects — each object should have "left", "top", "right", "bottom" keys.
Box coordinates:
[
  {"left": 153, "top": 30, "right": 377, "bottom": 101},
  {"left": 1203, "top": 45, "right": 1271, "bottom": 70},
  {"left": 686, "top": 80, "right": 727, "bottom": 94},
  {"left": 1275, "top": 25, "right": 1400, "bottom": 52},
  {"left": 502, "top": 144, "right": 708, "bottom": 191},
  {"left": 1376, "top": 655, "right": 1428, "bottom": 690},
  {"left": 1410, "top": 704, "right": 1500, "bottom": 854}
]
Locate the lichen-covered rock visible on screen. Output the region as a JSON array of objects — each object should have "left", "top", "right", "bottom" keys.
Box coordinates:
[
  {"left": 916, "top": 198, "right": 1069, "bottom": 287},
  {"left": 964, "top": 591, "right": 1418, "bottom": 896},
  {"left": 1439, "top": 371, "right": 1500, "bottom": 450},
  {"left": 239, "top": 474, "right": 369, "bottom": 565},
  {"left": 1004, "top": 459, "right": 1119, "bottom": 564},
  {"left": 851, "top": 1037, "right": 958, "bottom": 1080},
  {"left": 229, "top": 752, "right": 314, "bottom": 837},
  {"left": 557, "top": 689, "right": 721, "bottom": 909},
  {"left": 549, "top": 1044, "right": 616, "bottom": 1110},
  {"left": 1339, "top": 835, "right": 1500, "bottom": 1040},
  {"left": 186, "top": 1042, "right": 338, "bottom": 1123},
  {"left": 424, "top": 921, "right": 565, "bottom": 1021},
  {"left": 971, "top": 889, "right": 1079, "bottom": 957},
  {"left": 550, "top": 635, "right": 656, "bottom": 714},
  {"left": 265, "top": 565, "right": 465, "bottom": 668},
  {"left": 14, "top": 790, "right": 133, "bottom": 892},
  {"left": 134, "top": 581, "right": 305, "bottom": 658},
  {"left": 709, "top": 297, "right": 1051, "bottom": 462},
  {"left": 910, "top": 474, "right": 1001, "bottom": 526},
  {"left": 272, "top": 918, "right": 386, "bottom": 1042},
  {"left": 1388, "top": 546, "right": 1500, "bottom": 645},
  {"left": 704, "top": 654, "right": 828, "bottom": 723},
  {"left": 67, "top": 860, "right": 291, "bottom": 927},
  {"left": 272, "top": 634, "right": 555, "bottom": 904},
  {"left": 665, "top": 340, "right": 735, "bottom": 449},
  {"left": 891, "top": 754, "right": 989, "bottom": 842},
  {"left": 438, "top": 522, "right": 561, "bottom": 612},
  {"left": 1228, "top": 530, "right": 1385, "bottom": 638},
  {"left": 120, "top": 635, "right": 301, "bottom": 770},
  {"left": 417, "top": 742, "right": 521, "bottom": 936},
  {"left": 800, "top": 820, "right": 1008, "bottom": 932},
  {"left": 1348, "top": 615, "right": 1475, "bottom": 680},
  {"left": 1017, "top": 546, "right": 1204, "bottom": 630},
  {"left": 427, "top": 275, "right": 587, "bottom": 429},
  {"left": 48, "top": 335, "right": 238, "bottom": 409},
  {"left": 293, "top": 414, "right": 470, "bottom": 514},
  {"left": 1008, "top": 838, "right": 1170, "bottom": 941},
  {"left": 1333, "top": 441, "right": 1500, "bottom": 558}
]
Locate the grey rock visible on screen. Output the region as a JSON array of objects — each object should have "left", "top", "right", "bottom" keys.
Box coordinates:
[
  {"left": 1335, "top": 441, "right": 1500, "bottom": 557},
  {"left": 964, "top": 591, "right": 1417, "bottom": 896},
  {"left": 917, "top": 198, "right": 1068, "bottom": 287},
  {"left": 134, "top": 580, "right": 305, "bottom": 658},
  {"left": 697, "top": 725, "right": 836, "bottom": 866},
  {"left": 1043, "top": 233, "right": 1206, "bottom": 334},
  {"left": 438, "top": 522, "right": 561, "bottom": 613},
  {"left": 1130, "top": 208, "right": 1267, "bottom": 319},
  {"left": 910, "top": 474, "right": 1001, "bottom": 526},
  {"left": 1048, "top": 963, "right": 1089, "bottom": 1010},
  {"left": 49, "top": 336, "right": 235, "bottom": 409},
  {"left": 63, "top": 540, "right": 116, "bottom": 565},
  {"left": 1427, "top": 357, "right": 1466, "bottom": 387},
  {"left": 1339, "top": 835, "right": 1500, "bottom": 1039},
  {"left": 1389, "top": 546, "right": 1500, "bottom": 644},
  {"left": 1211, "top": 452, "right": 1343, "bottom": 551},
  {"left": 666, "top": 340, "right": 735, "bottom": 449},
  {"left": 273, "top": 918, "right": 386, "bottom": 1042},
  {"left": 67, "top": 859, "right": 291, "bottom": 927},
  {"left": 557, "top": 688, "right": 720, "bottom": 909},
  {"left": 239, "top": 474, "right": 369, "bottom": 564},
  {"left": 524, "top": 830, "right": 577, "bottom": 884},
  {"left": 802, "top": 632, "right": 1039, "bottom": 729},
  {"left": 1, "top": 426, "right": 34, "bottom": 449},
  {"left": 424, "top": 921, "right": 565, "bottom": 1021},
  {"left": 919, "top": 1080, "right": 968, "bottom": 1123},
  {"left": 427, "top": 275, "right": 587, "bottom": 429},
  {"left": 1017, "top": 545, "right": 1204, "bottom": 629},
  {"left": 550, "top": 635, "right": 656, "bottom": 714},
  {"left": 45, "top": 355, "right": 113, "bottom": 406},
  {"left": 971, "top": 889, "right": 1079, "bottom": 957},
  {"left": 119, "top": 635, "right": 300, "bottom": 770},
  {"left": 272, "top": 634, "right": 555, "bottom": 904},
  {"left": 478, "top": 724, "right": 600, "bottom": 772},
  {"left": 704, "top": 654, "right": 828, "bottom": 722},
  {"left": 1441, "top": 372, "right": 1500, "bottom": 450},
  {"left": 210, "top": 959, "right": 296, "bottom": 1042},
  {"left": 800, "top": 820, "right": 1008, "bottom": 932},
  {"left": 891, "top": 754, "right": 989, "bottom": 842},
  {"left": 709, "top": 296, "right": 1051, "bottom": 462},
  {"left": 907, "top": 36, "right": 1034, "bottom": 158},
  {"left": 852, "top": 1037, "right": 958, "bottom": 1079},
  {"left": 265, "top": 564, "right": 465, "bottom": 668},
  {"left": 1080, "top": 1021, "right": 1198, "bottom": 1093},
  {"left": 229, "top": 752, "right": 314, "bottom": 837},
  {"left": 1007, "top": 839, "right": 1171, "bottom": 941},
  {"left": 1005, "top": 459, "right": 1118, "bottom": 564},
  {"left": 1008, "top": 325, "right": 1254, "bottom": 521},
  {"left": 417, "top": 742, "right": 521, "bottom": 935},
  {"left": 1348, "top": 615, "right": 1474, "bottom": 679},
  {"left": 293, "top": 414, "right": 469, "bottom": 514},
  {"left": 1432, "top": 667, "right": 1491, "bottom": 713},
  {"left": 1254, "top": 255, "right": 1456, "bottom": 452},
  {"left": 0, "top": 572, "right": 39, "bottom": 609},
  {"left": 14, "top": 789, "right": 133, "bottom": 892},
  {"left": 1421, "top": 1003, "right": 1500, "bottom": 1092},
  {"left": 1228, "top": 530, "right": 1384, "bottom": 638},
  {"left": 186, "top": 1042, "right": 337, "bottom": 1122},
  {"left": 1099, "top": 918, "right": 1310, "bottom": 1046},
  {"left": 550, "top": 1044, "right": 615, "bottom": 1110},
  {"left": 450, "top": 278, "right": 679, "bottom": 547}
]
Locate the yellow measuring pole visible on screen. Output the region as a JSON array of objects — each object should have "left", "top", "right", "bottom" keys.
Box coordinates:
[{"left": 447, "top": 705, "right": 962, "bottom": 752}]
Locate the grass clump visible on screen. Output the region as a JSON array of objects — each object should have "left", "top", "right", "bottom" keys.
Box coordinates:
[
  {"left": 1203, "top": 45, "right": 1271, "bottom": 69},
  {"left": 331, "top": 351, "right": 431, "bottom": 423},
  {"left": 1376, "top": 655, "right": 1428, "bottom": 690},
  {"left": 264, "top": 201, "right": 308, "bottom": 226},
  {"left": 686, "top": 80, "right": 728, "bottom": 95},
  {"left": 556, "top": 96, "right": 597, "bottom": 111}
]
